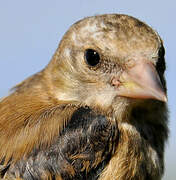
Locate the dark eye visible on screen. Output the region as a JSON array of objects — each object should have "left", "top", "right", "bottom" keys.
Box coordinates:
[{"left": 84, "top": 49, "right": 100, "bottom": 66}]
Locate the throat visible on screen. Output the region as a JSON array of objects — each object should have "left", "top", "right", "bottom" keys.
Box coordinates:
[{"left": 99, "top": 122, "right": 164, "bottom": 180}]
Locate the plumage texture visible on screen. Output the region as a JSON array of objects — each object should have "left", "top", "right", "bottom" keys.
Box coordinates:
[{"left": 0, "top": 14, "right": 168, "bottom": 180}]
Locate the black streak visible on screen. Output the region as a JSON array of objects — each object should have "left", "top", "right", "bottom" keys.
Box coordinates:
[{"left": 5, "top": 107, "right": 118, "bottom": 180}]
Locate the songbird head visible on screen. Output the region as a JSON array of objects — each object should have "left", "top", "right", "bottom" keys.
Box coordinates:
[{"left": 45, "top": 14, "right": 167, "bottom": 114}]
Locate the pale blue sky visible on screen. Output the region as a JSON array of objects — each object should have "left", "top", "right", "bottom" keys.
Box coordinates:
[{"left": 0, "top": 1, "right": 175, "bottom": 179}]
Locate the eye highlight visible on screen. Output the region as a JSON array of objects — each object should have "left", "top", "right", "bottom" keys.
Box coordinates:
[{"left": 84, "top": 49, "right": 100, "bottom": 67}]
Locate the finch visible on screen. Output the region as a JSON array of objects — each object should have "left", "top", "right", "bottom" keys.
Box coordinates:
[{"left": 0, "top": 14, "right": 168, "bottom": 180}]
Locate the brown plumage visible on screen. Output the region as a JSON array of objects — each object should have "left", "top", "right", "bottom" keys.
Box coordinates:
[{"left": 0, "top": 14, "right": 168, "bottom": 180}]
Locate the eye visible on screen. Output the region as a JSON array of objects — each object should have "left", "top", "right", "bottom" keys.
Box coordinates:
[{"left": 84, "top": 49, "right": 100, "bottom": 66}]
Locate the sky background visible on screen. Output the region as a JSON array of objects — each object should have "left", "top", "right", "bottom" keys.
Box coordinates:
[{"left": 0, "top": 1, "right": 175, "bottom": 179}]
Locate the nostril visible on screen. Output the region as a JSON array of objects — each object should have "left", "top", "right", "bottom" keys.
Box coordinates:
[{"left": 111, "top": 77, "right": 121, "bottom": 87}]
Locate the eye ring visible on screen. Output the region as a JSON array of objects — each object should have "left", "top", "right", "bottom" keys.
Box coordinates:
[{"left": 84, "top": 49, "right": 100, "bottom": 67}]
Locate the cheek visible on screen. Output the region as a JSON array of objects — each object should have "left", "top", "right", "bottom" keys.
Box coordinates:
[{"left": 84, "top": 86, "right": 117, "bottom": 110}]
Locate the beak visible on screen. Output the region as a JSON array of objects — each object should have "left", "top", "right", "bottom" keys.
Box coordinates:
[{"left": 112, "top": 60, "right": 167, "bottom": 102}]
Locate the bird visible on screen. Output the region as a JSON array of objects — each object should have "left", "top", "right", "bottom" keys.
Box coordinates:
[{"left": 0, "top": 14, "right": 168, "bottom": 180}]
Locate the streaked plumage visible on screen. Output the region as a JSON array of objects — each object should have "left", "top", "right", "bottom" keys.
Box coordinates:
[{"left": 0, "top": 14, "right": 168, "bottom": 180}]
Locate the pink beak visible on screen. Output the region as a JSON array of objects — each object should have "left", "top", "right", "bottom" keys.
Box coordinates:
[{"left": 112, "top": 60, "right": 167, "bottom": 102}]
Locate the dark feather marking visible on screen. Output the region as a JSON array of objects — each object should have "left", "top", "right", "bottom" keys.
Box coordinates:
[
  {"left": 3, "top": 107, "right": 118, "bottom": 180},
  {"left": 156, "top": 45, "right": 166, "bottom": 90}
]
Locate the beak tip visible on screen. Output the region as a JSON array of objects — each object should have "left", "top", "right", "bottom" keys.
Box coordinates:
[
  {"left": 163, "top": 95, "right": 168, "bottom": 103},
  {"left": 157, "top": 92, "right": 167, "bottom": 103}
]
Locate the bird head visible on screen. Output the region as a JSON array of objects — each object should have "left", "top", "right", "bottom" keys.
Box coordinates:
[
  {"left": 0, "top": 14, "right": 168, "bottom": 166},
  {"left": 45, "top": 14, "right": 167, "bottom": 115}
]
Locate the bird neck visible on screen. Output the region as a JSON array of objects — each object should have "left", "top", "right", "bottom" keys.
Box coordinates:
[{"left": 99, "top": 100, "right": 168, "bottom": 180}]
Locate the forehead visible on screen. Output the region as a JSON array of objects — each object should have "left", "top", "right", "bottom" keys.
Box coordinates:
[{"left": 68, "top": 14, "right": 161, "bottom": 59}]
